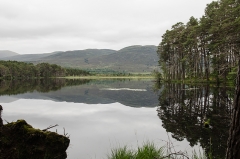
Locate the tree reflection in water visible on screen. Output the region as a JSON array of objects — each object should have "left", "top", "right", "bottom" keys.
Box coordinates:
[
  {"left": 0, "top": 78, "right": 91, "bottom": 95},
  {"left": 157, "top": 83, "right": 234, "bottom": 158}
]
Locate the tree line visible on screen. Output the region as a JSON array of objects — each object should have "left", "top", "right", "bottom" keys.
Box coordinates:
[
  {"left": 65, "top": 68, "right": 90, "bottom": 76},
  {"left": 0, "top": 61, "right": 90, "bottom": 79},
  {"left": 157, "top": 0, "right": 240, "bottom": 82}
]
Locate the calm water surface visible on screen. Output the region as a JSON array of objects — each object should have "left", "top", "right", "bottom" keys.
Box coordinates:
[{"left": 0, "top": 79, "right": 231, "bottom": 159}]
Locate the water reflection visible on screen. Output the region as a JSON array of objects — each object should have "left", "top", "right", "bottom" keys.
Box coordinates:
[
  {"left": 157, "top": 83, "right": 233, "bottom": 158},
  {"left": 0, "top": 79, "right": 197, "bottom": 159},
  {"left": 0, "top": 78, "right": 90, "bottom": 95},
  {"left": 0, "top": 79, "right": 159, "bottom": 107},
  {"left": 2, "top": 99, "right": 199, "bottom": 159},
  {"left": 1, "top": 79, "right": 232, "bottom": 158}
]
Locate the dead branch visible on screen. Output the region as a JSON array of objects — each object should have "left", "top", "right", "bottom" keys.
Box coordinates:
[
  {"left": 42, "top": 124, "right": 59, "bottom": 131},
  {"left": 157, "top": 151, "right": 190, "bottom": 159},
  {"left": 63, "top": 127, "right": 70, "bottom": 138},
  {"left": 4, "top": 120, "right": 9, "bottom": 124}
]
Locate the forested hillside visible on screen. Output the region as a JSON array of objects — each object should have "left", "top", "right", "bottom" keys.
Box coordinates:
[
  {"left": 35, "top": 45, "right": 158, "bottom": 73},
  {"left": 0, "top": 45, "right": 158, "bottom": 73},
  {"left": 157, "top": 0, "right": 240, "bottom": 82},
  {"left": 86, "top": 45, "right": 158, "bottom": 73}
]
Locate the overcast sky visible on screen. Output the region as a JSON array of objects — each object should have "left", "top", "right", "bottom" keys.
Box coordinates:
[{"left": 0, "top": 0, "right": 214, "bottom": 54}]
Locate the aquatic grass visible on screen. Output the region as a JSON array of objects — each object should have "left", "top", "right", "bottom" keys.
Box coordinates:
[
  {"left": 108, "top": 146, "right": 134, "bottom": 159},
  {"left": 107, "top": 142, "right": 164, "bottom": 159},
  {"left": 135, "top": 142, "right": 164, "bottom": 159},
  {"left": 107, "top": 142, "right": 212, "bottom": 159}
]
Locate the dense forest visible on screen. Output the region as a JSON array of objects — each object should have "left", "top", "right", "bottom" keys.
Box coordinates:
[
  {"left": 157, "top": 0, "right": 240, "bottom": 82},
  {"left": 0, "top": 61, "right": 90, "bottom": 79},
  {"left": 65, "top": 68, "right": 90, "bottom": 76}
]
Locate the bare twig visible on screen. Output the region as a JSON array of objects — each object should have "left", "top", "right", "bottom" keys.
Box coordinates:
[
  {"left": 42, "top": 124, "right": 59, "bottom": 131},
  {"left": 4, "top": 119, "right": 9, "bottom": 124},
  {"left": 63, "top": 127, "right": 70, "bottom": 138},
  {"left": 167, "top": 133, "right": 177, "bottom": 154},
  {"left": 157, "top": 151, "right": 190, "bottom": 159}
]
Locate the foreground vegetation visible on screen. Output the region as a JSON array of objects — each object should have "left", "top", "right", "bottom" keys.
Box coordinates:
[
  {"left": 108, "top": 142, "right": 209, "bottom": 159},
  {"left": 108, "top": 143, "right": 164, "bottom": 159}
]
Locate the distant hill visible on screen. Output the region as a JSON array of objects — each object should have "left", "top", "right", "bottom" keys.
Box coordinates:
[
  {"left": 42, "top": 49, "right": 116, "bottom": 60},
  {"left": 0, "top": 52, "right": 59, "bottom": 61},
  {"left": 40, "top": 45, "right": 158, "bottom": 73},
  {"left": 86, "top": 45, "right": 158, "bottom": 72},
  {"left": 0, "top": 50, "right": 19, "bottom": 58},
  {"left": 1, "top": 45, "right": 159, "bottom": 73}
]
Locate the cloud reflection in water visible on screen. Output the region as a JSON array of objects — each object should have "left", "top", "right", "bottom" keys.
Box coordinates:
[{"left": 2, "top": 99, "right": 198, "bottom": 159}]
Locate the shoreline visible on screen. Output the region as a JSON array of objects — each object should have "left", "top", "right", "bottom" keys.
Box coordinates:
[{"left": 61, "top": 75, "right": 155, "bottom": 79}]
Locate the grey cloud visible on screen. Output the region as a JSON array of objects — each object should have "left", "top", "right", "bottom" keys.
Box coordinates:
[{"left": 0, "top": 0, "right": 214, "bottom": 54}]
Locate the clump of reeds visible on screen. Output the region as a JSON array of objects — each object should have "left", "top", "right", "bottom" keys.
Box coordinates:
[
  {"left": 108, "top": 141, "right": 209, "bottom": 159},
  {"left": 135, "top": 142, "right": 164, "bottom": 159},
  {"left": 108, "top": 142, "right": 163, "bottom": 159},
  {"left": 108, "top": 146, "right": 134, "bottom": 159}
]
